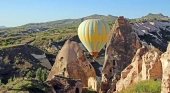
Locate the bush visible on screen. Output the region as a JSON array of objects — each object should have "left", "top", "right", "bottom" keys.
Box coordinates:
[
  {"left": 1, "top": 41, "right": 7, "bottom": 46},
  {"left": 82, "top": 88, "right": 97, "bottom": 93},
  {"left": 36, "top": 68, "right": 48, "bottom": 82},
  {"left": 120, "top": 79, "right": 161, "bottom": 93},
  {"left": 8, "top": 77, "right": 13, "bottom": 83},
  {"left": 41, "top": 37, "right": 47, "bottom": 40},
  {"left": 36, "top": 68, "right": 42, "bottom": 81},
  {"left": 0, "top": 79, "right": 2, "bottom": 86},
  {"left": 129, "top": 19, "right": 136, "bottom": 23},
  {"left": 57, "top": 35, "right": 63, "bottom": 40},
  {"left": 26, "top": 71, "right": 33, "bottom": 79},
  {"left": 3, "top": 56, "right": 11, "bottom": 64},
  {"left": 2, "top": 79, "right": 51, "bottom": 92},
  {"left": 30, "top": 34, "right": 36, "bottom": 37},
  {"left": 41, "top": 69, "right": 47, "bottom": 82}
]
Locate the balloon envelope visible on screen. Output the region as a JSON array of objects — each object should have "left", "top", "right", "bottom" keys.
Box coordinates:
[{"left": 78, "top": 19, "right": 110, "bottom": 58}]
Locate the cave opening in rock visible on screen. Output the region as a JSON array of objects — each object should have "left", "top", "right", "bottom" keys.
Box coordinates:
[
  {"left": 110, "top": 69, "right": 112, "bottom": 73},
  {"left": 76, "top": 88, "right": 79, "bottom": 93},
  {"left": 113, "top": 60, "right": 115, "bottom": 65},
  {"left": 60, "top": 57, "right": 64, "bottom": 61}
]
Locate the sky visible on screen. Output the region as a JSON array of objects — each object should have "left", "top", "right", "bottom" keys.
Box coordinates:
[{"left": 0, "top": 0, "right": 170, "bottom": 27}]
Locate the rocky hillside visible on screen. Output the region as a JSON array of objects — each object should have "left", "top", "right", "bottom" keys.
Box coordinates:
[
  {"left": 137, "top": 13, "right": 170, "bottom": 21},
  {"left": 0, "top": 13, "right": 169, "bottom": 37},
  {"left": 132, "top": 21, "right": 170, "bottom": 52},
  {"left": 17, "top": 13, "right": 170, "bottom": 29},
  {"left": 0, "top": 45, "right": 52, "bottom": 83},
  {"left": 20, "top": 14, "right": 117, "bottom": 28}
]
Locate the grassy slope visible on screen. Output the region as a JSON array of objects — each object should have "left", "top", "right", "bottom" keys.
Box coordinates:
[
  {"left": 0, "top": 79, "right": 51, "bottom": 93},
  {"left": 120, "top": 79, "right": 161, "bottom": 93}
]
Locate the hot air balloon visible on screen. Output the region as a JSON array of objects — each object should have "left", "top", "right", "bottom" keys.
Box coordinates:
[{"left": 78, "top": 19, "right": 110, "bottom": 60}]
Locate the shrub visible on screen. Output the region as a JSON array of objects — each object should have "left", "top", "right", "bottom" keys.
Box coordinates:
[
  {"left": 8, "top": 77, "right": 13, "bottom": 83},
  {"left": 41, "top": 37, "right": 47, "bottom": 40},
  {"left": 36, "top": 68, "right": 42, "bottom": 81},
  {"left": 57, "top": 35, "right": 63, "bottom": 40},
  {"left": 3, "top": 56, "right": 11, "bottom": 64},
  {"left": 26, "top": 71, "right": 33, "bottom": 79},
  {"left": 82, "top": 88, "right": 97, "bottom": 93},
  {"left": 30, "top": 34, "right": 36, "bottom": 37},
  {"left": 0, "top": 79, "right": 2, "bottom": 86},
  {"left": 36, "top": 68, "right": 48, "bottom": 82},
  {"left": 42, "top": 69, "right": 48, "bottom": 81},
  {"left": 3, "top": 79, "right": 51, "bottom": 92},
  {"left": 120, "top": 79, "right": 161, "bottom": 93},
  {"left": 1, "top": 41, "right": 7, "bottom": 46},
  {"left": 14, "top": 56, "right": 20, "bottom": 64}
]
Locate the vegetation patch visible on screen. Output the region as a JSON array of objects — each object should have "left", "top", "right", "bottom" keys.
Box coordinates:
[
  {"left": 120, "top": 79, "right": 161, "bottom": 93},
  {"left": 0, "top": 79, "right": 51, "bottom": 93}
]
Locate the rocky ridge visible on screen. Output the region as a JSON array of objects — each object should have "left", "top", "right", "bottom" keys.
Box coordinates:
[{"left": 131, "top": 21, "right": 170, "bottom": 51}]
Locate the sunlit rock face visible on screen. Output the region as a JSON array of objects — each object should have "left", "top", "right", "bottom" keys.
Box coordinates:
[
  {"left": 46, "top": 40, "right": 97, "bottom": 90},
  {"left": 101, "top": 16, "right": 141, "bottom": 92},
  {"left": 161, "top": 43, "right": 170, "bottom": 93}
]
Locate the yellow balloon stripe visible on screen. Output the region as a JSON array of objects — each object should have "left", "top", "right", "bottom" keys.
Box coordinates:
[
  {"left": 78, "top": 19, "right": 110, "bottom": 54},
  {"left": 85, "top": 20, "right": 92, "bottom": 52},
  {"left": 78, "top": 21, "right": 90, "bottom": 51}
]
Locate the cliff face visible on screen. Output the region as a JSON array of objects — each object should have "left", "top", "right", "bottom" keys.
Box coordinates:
[
  {"left": 114, "top": 46, "right": 162, "bottom": 92},
  {"left": 101, "top": 16, "right": 141, "bottom": 92},
  {"left": 115, "top": 46, "right": 148, "bottom": 92},
  {"left": 46, "top": 40, "right": 97, "bottom": 90},
  {"left": 161, "top": 43, "right": 170, "bottom": 93}
]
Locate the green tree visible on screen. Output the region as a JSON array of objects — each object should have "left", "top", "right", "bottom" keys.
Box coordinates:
[
  {"left": 153, "top": 18, "right": 157, "bottom": 20},
  {"left": 1, "top": 41, "right": 7, "bottom": 46},
  {"left": 41, "top": 69, "right": 47, "bottom": 81},
  {"left": 26, "top": 71, "right": 33, "bottom": 79},
  {"left": 8, "top": 77, "right": 13, "bottom": 83},
  {"left": 0, "top": 79, "right": 2, "bottom": 86},
  {"left": 36, "top": 68, "right": 42, "bottom": 81}
]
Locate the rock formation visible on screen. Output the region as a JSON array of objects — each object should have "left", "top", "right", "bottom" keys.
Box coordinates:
[
  {"left": 46, "top": 75, "right": 83, "bottom": 93},
  {"left": 46, "top": 40, "right": 97, "bottom": 91},
  {"left": 115, "top": 46, "right": 148, "bottom": 92},
  {"left": 131, "top": 21, "right": 170, "bottom": 36},
  {"left": 131, "top": 21, "right": 170, "bottom": 52},
  {"left": 101, "top": 16, "right": 141, "bottom": 92},
  {"left": 142, "top": 47, "right": 162, "bottom": 80},
  {"left": 114, "top": 46, "right": 162, "bottom": 92},
  {"left": 31, "top": 53, "right": 52, "bottom": 69},
  {"left": 161, "top": 43, "right": 170, "bottom": 93}
]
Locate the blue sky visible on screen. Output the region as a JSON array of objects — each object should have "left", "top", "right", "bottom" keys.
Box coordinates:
[{"left": 0, "top": 0, "right": 170, "bottom": 27}]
